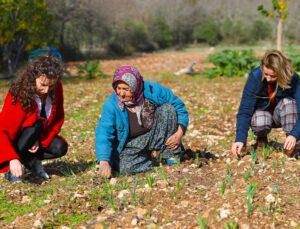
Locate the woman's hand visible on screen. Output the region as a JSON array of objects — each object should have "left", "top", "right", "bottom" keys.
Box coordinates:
[
  {"left": 165, "top": 126, "right": 184, "bottom": 150},
  {"left": 231, "top": 142, "right": 244, "bottom": 157},
  {"left": 99, "top": 161, "right": 112, "bottom": 178},
  {"left": 28, "top": 141, "right": 39, "bottom": 153},
  {"left": 10, "top": 159, "right": 24, "bottom": 177},
  {"left": 284, "top": 135, "right": 296, "bottom": 156}
]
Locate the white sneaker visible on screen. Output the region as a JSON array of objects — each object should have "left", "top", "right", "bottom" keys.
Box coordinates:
[{"left": 27, "top": 158, "right": 50, "bottom": 179}]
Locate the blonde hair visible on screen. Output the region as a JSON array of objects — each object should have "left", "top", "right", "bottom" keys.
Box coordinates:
[{"left": 260, "top": 50, "right": 294, "bottom": 89}]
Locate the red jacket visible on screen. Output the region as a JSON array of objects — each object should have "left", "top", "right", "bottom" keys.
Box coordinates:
[{"left": 0, "top": 80, "right": 65, "bottom": 173}]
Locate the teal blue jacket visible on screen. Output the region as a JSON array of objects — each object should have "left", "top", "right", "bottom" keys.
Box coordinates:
[{"left": 95, "top": 81, "right": 189, "bottom": 163}]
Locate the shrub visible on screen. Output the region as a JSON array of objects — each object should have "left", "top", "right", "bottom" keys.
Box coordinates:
[
  {"left": 205, "top": 49, "right": 258, "bottom": 78},
  {"left": 220, "top": 18, "right": 255, "bottom": 44},
  {"left": 77, "top": 61, "right": 105, "bottom": 79},
  {"left": 128, "top": 21, "right": 156, "bottom": 52},
  {"left": 286, "top": 48, "right": 300, "bottom": 73},
  {"left": 250, "top": 19, "right": 272, "bottom": 41},
  {"left": 150, "top": 16, "right": 173, "bottom": 49},
  {"left": 193, "top": 19, "right": 222, "bottom": 46}
]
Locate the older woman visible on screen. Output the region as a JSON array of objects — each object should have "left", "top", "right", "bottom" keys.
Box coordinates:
[
  {"left": 232, "top": 50, "right": 300, "bottom": 157},
  {"left": 95, "top": 65, "right": 189, "bottom": 177}
]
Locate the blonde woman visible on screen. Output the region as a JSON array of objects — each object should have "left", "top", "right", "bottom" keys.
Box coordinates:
[{"left": 232, "top": 50, "right": 300, "bottom": 157}]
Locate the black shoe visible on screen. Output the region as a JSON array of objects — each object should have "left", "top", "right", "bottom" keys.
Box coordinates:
[
  {"left": 5, "top": 171, "right": 23, "bottom": 183},
  {"left": 27, "top": 158, "right": 50, "bottom": 179}
]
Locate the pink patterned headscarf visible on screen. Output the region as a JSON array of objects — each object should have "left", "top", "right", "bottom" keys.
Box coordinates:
[{"left": 113, "top": 65, "right": 144, "bottom": 110}]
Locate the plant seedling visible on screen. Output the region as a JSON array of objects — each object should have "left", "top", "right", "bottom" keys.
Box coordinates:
[
  {"left": 197, "top": 215, "right": 207, "bottom": 229},
  {"left": 244, "top": 168, "right": 251, "bottom": 182},
  {"left": 131, "top": 179, "right": 138, "bottom": 206},
  {"left": 195, "top": 152, "right": 200, "bottom": 166},
  {"left": 224, "top": 221, "right": 238, "bottom": 229},
  {"left": 146, "top": 173, "right": 155, "bottom": 189},
  {"left": 250, "top": 149, "right": 258, "bottom": 165},
  {"left": 175, "top": 178, "right": 187, "bottom": 192},
  {"left": 220, "top": 181, "right": 226, "bottom": 196},
  {"left": 249, "top": 129, "right": 255, "bottom": 141}
]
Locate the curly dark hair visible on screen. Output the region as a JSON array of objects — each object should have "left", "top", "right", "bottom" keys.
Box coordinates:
[{"left": 10, "top": 54, "right": 63, "bottom": 111}]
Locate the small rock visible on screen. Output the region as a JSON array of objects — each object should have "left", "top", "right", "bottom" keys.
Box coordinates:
[
  {"left": 156, "top": 180, "right": 168, "bottom": 189},
  {"left": 151, "top": 216, "right": 158, "bottom": 224},
  {"left": 189, "top": 164, "right": 198, "bottom": 169},
  {"left": 127, "top": 177, "right": 134, "bottom": 183},
  {"left": 44, "top": 200, "right": 51, "bottom": 204},
  {"left": 21, "top": 195, "right": 31, "bottom": 204},
  {"left": 219, "top": 208, "right": 230, "bottom": 220},
  {"left": 61, "top": 226, "right": 70, "bottom": 229},
  {"left": 147, "top": 223, "right": 157, "bottom": 229},
  {"left": 182, "top": 168, "right": 189, "bottom": 173},
  {"left": 73, "top": 193, "right": 85, "bottom": 198},
  {"left": 238, "top": 160, "right": 244, "bottom": 166},
  {"left": 33, "top": 219, "right": 43, "bottom": 228},
  {"left": 131, "top": 218, "right": 138, "bottom": 226},
  {"left": 109, "top": 178, "right": 117, "bottom": 186},
  {"left": 290, "top": 220, "right": 298, "bottom": 227},
  {"left": 136, "top": 208, "right": 148, "bottom": 218},
  {"left": 180, "top": 200, "right": 189, "bottom": 207},
  {"left": 240, "top": 223, "right": 250, "bottom": 229},
  {"left": 117, "top": 190, "right": 130, "bottom": 199},
  {"left": 265, "top": 194, "right": 275, "bottom": 203},
  {"left": 96, "top": 215, "right": 107, "bottom": 222},
  {"left": 226, "top": 158, "right": 231, "bottom": 164}
]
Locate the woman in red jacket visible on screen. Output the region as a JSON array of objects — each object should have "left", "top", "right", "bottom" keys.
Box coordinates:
[{"left": 0, "top": 51, "right": 68, "bottom": 182}]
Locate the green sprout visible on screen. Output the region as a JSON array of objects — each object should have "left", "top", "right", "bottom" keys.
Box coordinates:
[
  {"left": 195, "top": 153, "right": 200, "bottom": 166},
  {"left": 146, "top": 173, "right": 155, "bottom": 189},
  {"left": 197, "top": 215, "right": 207, "bottom": 229},
  {"left": 175, "top": 178, "right": 187, "bottom": 192},
  {"left": 244, "top": 168, "right": 251, "bottom": 182}
]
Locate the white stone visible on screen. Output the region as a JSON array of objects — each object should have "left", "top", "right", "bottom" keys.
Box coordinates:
[
  {"left": 182, "top": 168, "right": 189, "bottom": 173},
  {"left": 136, "top": 208, "right": 148, "bottom": 218},
  {"left": 117, "top": 190, "right": 130, "bottom": 199},
  {"left": 73, "top": 193, "right": 85, "bottom": 198},
  {"left": 219, "top": 208, "right": 230, "bottom": 219},
  {"left": 131, "top": 218, "right": 138, "bottom": 225},
  {"left": 225, "top": 158, "right": 231, "bottom": 164},
  {"left": 33, "top": 219, "right": 43, "bottom": 229},
  {"left": 109, "top": 178, "right": 117, "bottom": 186},
  {"left": 44, "top": 200, "right": 51, "bottom": 204},
  {"left": 290, "top": 221, "right": 298, "bottom": 227},
  {"left": 265, "top": 194, "right": 275, "bottom": 203},
  {"left": 240, "top": 224, "right": 250, "bottom": 229},
  {"left": 237, "top": 160, "right": 244, "bottom": 166}
]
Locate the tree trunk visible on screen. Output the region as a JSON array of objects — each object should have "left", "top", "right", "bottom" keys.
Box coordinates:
[{"left": 277, "top": 17, "right": 283, "bottom": 51}]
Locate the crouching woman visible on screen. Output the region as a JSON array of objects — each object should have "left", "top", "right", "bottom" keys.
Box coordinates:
[
  {"left": 0, "top": 53, "right": 68, "bottom": 182},
  {"left": 95, "top": 65, "right": 189, "bottom": 178}
]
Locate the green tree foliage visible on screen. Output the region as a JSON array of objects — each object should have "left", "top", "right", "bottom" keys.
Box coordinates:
[
  {"left": 0, "top": 0, "right": 55, "bottom": 77},
  {"left": 107, "top": 20, "right": 155, "bottom": 56},
  {"left": 193, "top": 18, "right": 222, "bottom": 46},
  {"left": 250, "top": 19, "right": 272, "bottom": 41},
  {"left": 257, "top": 0, "right": 290, "bottom": 51},
  {"left": 150, "top": 16, "right": 173, "bottom": 49}
]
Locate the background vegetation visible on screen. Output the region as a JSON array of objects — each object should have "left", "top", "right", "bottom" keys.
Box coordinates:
[{"left": 1, "top": 0, "right": 300, "bottom": 77}]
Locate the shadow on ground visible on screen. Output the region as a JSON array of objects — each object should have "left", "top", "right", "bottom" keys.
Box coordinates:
[{"left": 24, "top": 159, "right": 95, "bottom": 184}]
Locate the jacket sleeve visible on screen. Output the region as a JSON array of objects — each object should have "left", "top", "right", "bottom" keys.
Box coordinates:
[
  {"left": 289, "top": 74, "right": 300, "bottom": 140},
  {"left": 147, "top": 82, "right": 189, "bottom": 129},
  {"left": 94, "top": 101, "right": 116, "bottom": 163},
  {"left": 0, "top": 93, "right": 25, "bottom": 165},
  {"left": 235, "top": 72, "right": 260, "bottom": 144},
  {"left": 40, "top": 80, "right": 65, "bottom": 147}
]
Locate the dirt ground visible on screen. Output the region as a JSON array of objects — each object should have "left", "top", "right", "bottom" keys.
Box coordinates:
[{"left": 0, "top": 49, "right": 299, "bottom": 229}]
